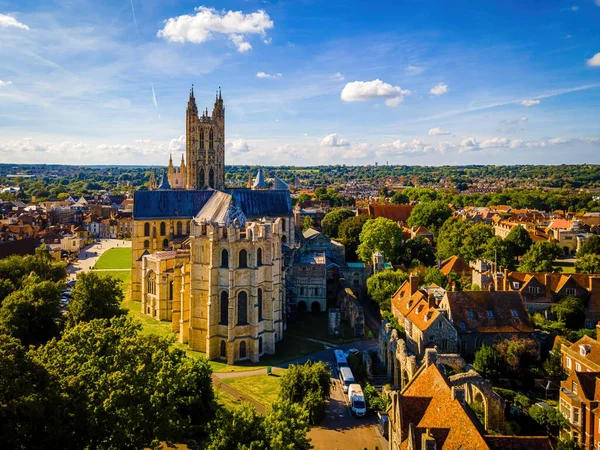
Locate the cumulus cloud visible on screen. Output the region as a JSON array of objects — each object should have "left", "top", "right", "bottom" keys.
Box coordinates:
[
  {"left": 169, "top": 135, "right": 185, "bottom": 151},
  {"left": 587, "top": 53, "right": 600, "bottom": 67},
  {"left": 331, "top": 72, "right": 345, "bottom": 81},
  {"left": 0, "top": 139, "right": 88, "bottom": 155},
  {"left": 320, "top": 133, "right": 351, "bottom": 147},
  {"left": 428, "top": 127, "right": 451, "bottom": 136},
  {"left": 430, "top": 83, "right": 449, "bottom": 96},
  {"left": 227, "top": 139, "right": 251, "bottom": 154},
  {"left": 0, "top": 14, "right": 29, "bottom": 30},
  {"left": 521, "top": 99, "right": 540, "bottom": 107},
  {"left": 480, "top": 137, "right": 510, "bottom": 149},
  {"left": 378, "top": 139, "right": 435, "bottom": 156},
  {"left": 157, "top": 7, "right": 273, "bottom": 53},
  {"left": 405, "top": 65, "right": 425, "bottom": 75},
  {"left": 458, "top": 137, "right": 480, "bottom": 152},
  {"left": 256, "top": 71, "right": 282, "bottom": 79},
  {"left": 340, "top": 79, "right": 411, "bottom": 107},
  {"left": 0, "top": 80, "right": 13, "bottom": 87}
]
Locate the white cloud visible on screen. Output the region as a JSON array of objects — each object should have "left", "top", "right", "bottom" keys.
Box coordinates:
[
  {"left": 256, "top": 71, "right": 282, "bottom": 79},
  {"left": 587, "top": 53, "right": 600, "bottom": 67},
  {"left": 430, "top": 83, "right": 449, "bottom": 96},
  {"left": 263, "top": 37, "right": 272, "bottom": 45},
  {"left": 571, "top": 5, "right": 580, "bottom": 11},
  {"left": 340, "top": 79, "right": 411, "bottom": 107},
  {"left": 320, "top": 133, "right": 351, "bottom": 147},
  {"left": 548, "top": 137, "right": 568, "bottom": 144},
  {"left": 378, "top": 139, "right": 435, "bottom": 156},
  {"left": 405, "top": 65, "right": 425, "bottom": 75},
  {"left": 227, "top": 139, "right": 251, "bottom": 154},
  {"left": 0, "top": 80, "right": 13, "bottom": 87},
  {"left": 521, "top": 99, "right": 540, "bottom": 107},
  {"left": 135, "top": 139, "right": 152, "bottom": 144},
  {"left": 428, "top": 127, "right": 451, "bottom": 136},
  {"left": 596, "top": 0, "right": 600, "bottom": 6},
  {"left": 0, "top": 14, "right": 29, "bottom": 30},
  {"left": 157, "top": 7, "right": 273, "bottom": 53},
  {"left": 459, "top": 137, "right": 480, "bottom": 152},
  {"left": 480, "top": 137, "right": 510, "bottom": 149},
  {"left": 331, "top": 72, "right": 345, "bottom": 81},
  {"left": 169, "top": 135, "right": 186, "bottom": 151}
]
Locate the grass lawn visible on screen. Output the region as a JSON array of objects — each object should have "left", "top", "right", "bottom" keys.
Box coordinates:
[
  {"left": 94, "top": 247, "right": 132, "bottom": 269},
  {"left": 94, "top": 269, "right": 131, "bottom": 284},
  {"left": 286, "top": 313, "right": 360, "bottom": 344},
  {"left": 553, "top": 260, "right": 576, "bottom": 273},
  {"left": 221, "top": 372, "right": 285, "bottom": 408},
  {"left": 214, "top": 386, "right": 244, "bottom": 410}
]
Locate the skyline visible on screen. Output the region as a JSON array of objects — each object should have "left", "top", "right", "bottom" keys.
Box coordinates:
[{"left": 1, "top": 0, "right": 599, "bottom": 166}]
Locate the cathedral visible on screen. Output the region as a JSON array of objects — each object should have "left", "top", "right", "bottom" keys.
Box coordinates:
[{"left": 131, "top": 89, "right": 295, "bottom": 363}]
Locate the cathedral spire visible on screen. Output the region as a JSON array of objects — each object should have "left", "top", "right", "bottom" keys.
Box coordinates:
[{"left": 187, "top": 84, "right": 197, "bottom": 115}]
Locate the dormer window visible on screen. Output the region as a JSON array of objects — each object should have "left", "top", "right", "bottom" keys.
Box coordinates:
[
  {"left": 511, "top": 309, "right": 519, "bottom": 318},
  {"left": 468, "top": 310, "right": 474, "bottom": 319},
  {"left": 512, "top": 282, "right": 520, "bottom": 289},
  {"left": 580, "top": 344, "right": 591, "bottom": 356},
  {"left": 459, "top": 322, "right": 466, "bottom": 331},
  {"left": 487, "top": 310, "right": 494, "bottom": 318}
]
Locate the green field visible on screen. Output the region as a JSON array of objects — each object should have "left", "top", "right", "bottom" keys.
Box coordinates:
[
  {"left": 95, "top": 270, "right": 131, "bottom": 284},
  {"left": 94, "top": 247, "right": 132, "bottom": 269},
  {"left": 221, "top": 372, "right": 284, "bottom": 408}
]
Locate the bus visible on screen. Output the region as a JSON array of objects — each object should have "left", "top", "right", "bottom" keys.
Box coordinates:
[
  {"left": 333, "top": 349, "right": 348, "bottom": 370},
  {"left": 339, "top": 366, "right": 355, "bottom": 393}
]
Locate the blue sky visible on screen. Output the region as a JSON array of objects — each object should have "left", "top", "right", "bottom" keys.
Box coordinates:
[{"left": 0, "top": 0, "right": 599, "bottom": 166}]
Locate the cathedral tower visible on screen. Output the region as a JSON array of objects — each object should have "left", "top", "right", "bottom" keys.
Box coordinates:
[{"left": 185, "top": 87, "right": 225, "bottom": 190}]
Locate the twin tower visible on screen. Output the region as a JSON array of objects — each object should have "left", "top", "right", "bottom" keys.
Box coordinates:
[{"left": 168, "top": 87, "right": 225, "bottom": 190}]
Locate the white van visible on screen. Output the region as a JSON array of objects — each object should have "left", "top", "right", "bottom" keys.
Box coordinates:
[
  {"left": 339, "top": 366, "right": 355, "bottom": 393},
  {"left": 348, "top": 383, "right": 367, "bottom": 417},
  {"left": 333, "top": 349, "right": 348, "bottom": 370}
]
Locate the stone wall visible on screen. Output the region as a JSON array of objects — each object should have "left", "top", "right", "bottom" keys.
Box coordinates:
[{"left": 337, "top": 278, "right": 364, "bottom": 337}]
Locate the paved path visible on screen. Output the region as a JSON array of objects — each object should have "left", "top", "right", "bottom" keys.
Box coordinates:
[{"left": 68, "top": 238, "right": 131, "bottom": 280}]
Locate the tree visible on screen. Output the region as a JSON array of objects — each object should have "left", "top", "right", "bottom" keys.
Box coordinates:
[
  {"left": 575, "top": 254, "right": 600, "bottom": 274},
  {"left": 338, "top": 215, "right": 369, "bottom": 261},
  {"left": 462, "top": 223, "right": 494, "bottom": 263},
  {"left": 473, "top": 345, "right": 503, "bottom": 380},
  {"left": 504, "top": 226, "right": 533, "bottom": 257},
  {"left": 35, "top": 316, "right": 215, "bottom": 449},
  {"left": 577, "top": 234, "right": 600, "bottom": 257},
  {"left": 423, "top": 267, "right": 447, "bottom": 288},
  {"left": 403, "top": 236, "right": 436, "bottom": 267},
  {"left": 528, "top": 404, "right": 567, "bottom": 433},
  {"left": 367, "top": 270, "right": 408, "bottom": 311},
  {"left": 482, "top": 236, "right": 513, "bottom": 269},
  {"left": 357, "top": 217, "right": 405, "bottom": 264},
  {"left": 390, "top": 191, "right": 409, "bottom": 204},
  {"left": 406, "top": 200, "right": 452, "bottom": 232},
  {"left": 66, "top": 272, "right": 124, "bottom": 327},
  {"left": 544, "top": 349, "right": 563, "bottom": 378},
  {"left": 552, "top": 296, "right": 585, "bottom": 330},
  {"left": 302, "top": 216, "right": 314, "bottom": 231},
  {"left": 262, "top": 401, "right": 312, "bottom": 450},
  {"left": 279, "top": 360, "right": 332, "bottom": 424},
  {"left": 296, "top": 193, "right": 312, "bottom": 205},
  {"left": 435, "top": 217, "right": 470, "bottom": 261},
  {"left": 495, "top": 338, "right": 539, "bottom": 375},
  {"left": 0, "top": 275, "right": 62, "bottom": 346},
  {"left": 556, "top": 439, "right": 582, "bottom": 450},
  {"left": 321, "top": 208, "right": 355, "bottom": 237},
  {"left": 518, "top": 241, "right": 562, "bottom": 272}
]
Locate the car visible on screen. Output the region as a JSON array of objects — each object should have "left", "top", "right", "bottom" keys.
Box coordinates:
[
  {"left": 346, "top": 348, "right": 360, "bottom": 356},
  {"left": 67, "top": 280, "right": 76, "bottom": 287}
]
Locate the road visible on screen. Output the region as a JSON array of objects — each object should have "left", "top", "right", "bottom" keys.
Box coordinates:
[{"left": 67, "top": 238, "right": 131, "bottom": 280}]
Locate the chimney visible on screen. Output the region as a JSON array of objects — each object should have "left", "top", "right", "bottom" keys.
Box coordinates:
[
  {"left": 589, "top": 276, "right": 600, "bottom": 295},
  {"left": 410, "top": 274, "right": 419, "bottom": 295},
  {"left": 503, "top": 268, "right": 508, "bottom": 291},
  {"left": 452, "top": 386, "right": 466, "bottom": 405},
  {"left": 545, "top": 273, "right": 552, "bottom": 295},
  {"left": 424, "top": 348, "right": 438, "bottom": 367},
  {"left": 428, "top": 293, "right": 436, "bottom": 309}
]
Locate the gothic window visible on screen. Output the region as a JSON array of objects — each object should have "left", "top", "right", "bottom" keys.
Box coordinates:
[
  {"left": 199, "top": 169, "right": 205, "bottom": 188},
  {"left": 160, "top": 222, "right": 166, "bottom": 236},
  {"left": 209, "top": 129, "right": 214, "bottom": 150},
  {"left": 315, "top": 287, "right": 319, "bottom": 296},
  {"left": 257, "top": 248, "right": 263, "bottom": 266},
  {"left": 220, "top": 291, "right": 228, "bottom": 325},
  {"left": 258, "top": 288, "right": 263, "bottom": 321},
  {"left": 162, "top": 238, "right": 168, "bottom": 249},
  {"left": 220, "top": 340, "right": 226, "bottom": 358},
  {"left": 221, "top": 249, "right": 229, "bottom": 268},
  {"left": 300, "top": 287, "right": 304, "bottom": 295},
  {"left": 169, "top": 281, "right": 174, "bottom": 300},
  {"left": 282, "top": 235, "right": 287, "bottom": 244},
  {"left": 177, "top": 221, "right": 182, "bottom": 235},
  {"left": 147, "top": 272, "right": 156, "bottom": 295},
  {"left": 143, "top": 240, "right": 150, "bottom": 249},
  {"left": 237, "top": 291, "right": 248, "bottom": 324},
  {"left": 209, "top": 169, "right": 215, "bottom": 189},
  {"left": 239, "top": 341, "right": 247, "bottom": 358},
  {"left": 186, "top": 221, "right": 191, "bottom": 235},
  {"left": 259, "top": 337, "right": 263, "bottom": 354},
  {"left": 144, "top": 222, "right": 150, "bottom": 236},
  {"left": 353, "top": 272, "right": 360, "bottom": 286},
  {"left": 239, "top": 249, "right": 248, "bottom": 268},
  {"left": 200, "top": 129, "right": 205, "bottom": 149},
  {"left": 475, "top": 336, "right": 484, "bottom": 350}
]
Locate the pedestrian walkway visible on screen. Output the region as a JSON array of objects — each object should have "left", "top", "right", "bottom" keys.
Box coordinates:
[{"left": 212, "top": 375, "right": 266, "bottom": 414}]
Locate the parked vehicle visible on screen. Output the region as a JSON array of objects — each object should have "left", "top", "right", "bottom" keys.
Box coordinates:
[
  {"left": 333, "top": 349, "right": 348, "bottom": 370},
  {"left": 339, "top": 366, "right": 355, "bottom": 393},
  {"left": 347, "top": 383, "right": 367, "bottom": 417}
]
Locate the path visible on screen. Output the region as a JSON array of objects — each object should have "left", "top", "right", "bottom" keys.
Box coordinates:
[{"left": 68, "top": 238, "right": 131, "bottom": 280}]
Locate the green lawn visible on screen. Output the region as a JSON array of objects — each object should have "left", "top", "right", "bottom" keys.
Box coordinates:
[
  {"left": 214, "top": 386, "right": 245, "bottom": 410},
  {"left": 94, "top": 270, "right": 131, "bottom": 284},
  {"left": 94, "top": 247, "right": 132, "bottom": 269},
  {"left": 221, "top": 372, "right": 285, "bottom": 408},
  {"left": 553, "top": 260, "right": 576, "bottom": 273}
]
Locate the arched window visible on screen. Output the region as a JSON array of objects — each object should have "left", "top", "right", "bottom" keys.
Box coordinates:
[
  {"left": 209, "top": 169, "right": 214, "bottom": 189},
  {"left": 143, "top": 240, "right": 150, "bottom": 249},
  {"left": 200, "top": 129, "right": 205, "bottom": 149},
  {"left": 169, "top": 280, "right": 174, "bottom": 300},
  {"left": 258, "top": 288, "right": 263, "bottom": 321},
  {"left": 147, "top": 272, "right": 156, "bottom": 295},
  {"left": 300, "top": 287, "right": 304, "bottom": 295},
  {"left": 144, "top": 222, "right": 150, "bottom": 236},
  {"left": 162, "top": 238, "right": 169, "bottom": 249},
  {"left": 281, "top": 218, "right": 286, "bottom": 230},
  {"left": 186, "top": 221, "right": 191, "bottom": 235},
  {"left": 239, "top": 249, "right": 247, "bottom": 268},
  {"left": 239, "top": 341, "right": 246, "bottom": 358},
  {"left": 209, "top": 129, "right": 214, "bottom": 150},
  {"left": 315, "top": 287, "right": 319, "bottom": 296},
  {"left": 281, "top": 235, "right": 287, "bottom": 244},
  {"left": 177, "top": 221, "right": 182, "bottom": 235},
  {"left": 220, "top": 291, "right": 228, "bottom": 325},
  {"left": 259, "top": 337, "right": 263, "bottom": 354},
  {"left": 237, "top": 291, "right": 248, "bottom": 324},
  {"left": 198, "top": 168, "right": 205, "bottom": 188},
  {"left": 152, "top": 226, "right": 157, "bottom": 238},
  {"left": 220, "top": 340, "right": 226, "bottom": 358},
  {"left": 160, "top": 222, "right": 166, "bottom": 236},
  {"left": 221, "top": 249, "right": 229, "bottom": 268},
  {"left": 257, "top": 248, "right": 263, "bottom": 266}
]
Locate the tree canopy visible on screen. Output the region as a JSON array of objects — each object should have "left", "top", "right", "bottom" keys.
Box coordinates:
[
  {"left": 338, "top": 215, "right": 369, "bottom": 261},
  {"left": 518, "top": 241, "right": 562, "bottom": 272},
  {"left": 578, "top": 234, "right": 600, "bottom": 258},
  {"left": 357, "top": 217, "right": 404, "bottom": 264},
  {"left": 504, "top": 226, "right": 533, "bottom": 257},
  {"left": 66, "top": 272, "right": 125, "bottom": 327},
  {"left": 367, "top": 270, "right": 408, "bottom": 311},
  {"left": 575, "top": 254, "right": 600, "bottom": 274},
  {"left": 406, "top": 200, "right": 452, "bottom": 232},
  {"left": 321, "top": 208, "right": 355, "bottom": 238}
]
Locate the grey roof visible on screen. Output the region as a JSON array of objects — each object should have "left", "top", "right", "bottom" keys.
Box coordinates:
[
  {"left": 133, "top": 188, "right": 292, "bottom": 220},
  {"left": 272, "top": 176, "right": 289, "bottom": 191},
  {"left": 253, "top": 169, "right": 269, "bottom": 189},
  {"left": 158, "top": 174, "right": 171, "bottom": 190},
  {"left": 195, "top": 191, "right": 247, "bottom": 227},
  {"left": 302, "top": 228, "right": 321, "bottom": 239}
]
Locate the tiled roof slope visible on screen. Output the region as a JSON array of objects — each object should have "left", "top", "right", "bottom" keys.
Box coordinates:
[{"left": 367, "top": 203, "right": 414, "bottom": 222}]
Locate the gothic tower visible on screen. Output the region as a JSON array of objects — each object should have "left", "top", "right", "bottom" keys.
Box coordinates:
[{"left": 185, "top": 87, "right": 225, "bottom": 190}]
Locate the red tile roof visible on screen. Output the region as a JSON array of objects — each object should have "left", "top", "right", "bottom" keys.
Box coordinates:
[{"left": 367, "top": 203, "right": 414, "bottom": 222}]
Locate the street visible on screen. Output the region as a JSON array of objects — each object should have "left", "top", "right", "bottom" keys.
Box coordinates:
[{"left": 67, "top": 238, "right": 131, "bottom": 280}]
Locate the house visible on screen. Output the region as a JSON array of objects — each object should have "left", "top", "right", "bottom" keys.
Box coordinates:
[
  {"left": 560, "top": 326, "right": 600, "bottom": 374},
  {"left": 410, "top": 225, "right": 433, "bottom": 242},
  {"left": 293, "top": 200, "right": 330, "bottom": 229},
  {"left": 363, "top": 202, "right": 414, "bottom": 224},
  {"left": 559, "top": 369, "right": 600, "bottom": 447},
  {"left": 439, "top": 255, "right": 472, "bottom": 278},
  {"left": 438, "top": 290, "right": 534, "bottom": 357}
]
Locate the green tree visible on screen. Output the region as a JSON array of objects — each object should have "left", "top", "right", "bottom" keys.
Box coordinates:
[
  {"left": 552, "top": 296, "right": 586, "bottom": 330},
  {"left": 407, "top": 200, "right": 452, "bottom": 232},
  {"left": 577, "top": 234, "right": 600, "bottom": 257},
  {"left": 518, "top": 241, "right": 562, "bottom": 272},
  {"left": 423, "top": 266, "right": 447, "bottom": 288},
  {"left": 462, "top": 223, "right": 494, "bottom": 263},
  {"left": 390, "top": 191, "right": 409, "bottom": 204},
  {"left": 35, "top": 316, "right": 215, "bottom": 449},
  {"left": 302, "top": 216, "right": 314, "bottom": 231},
  {"left": 367, "top": 270, "right": 408, "bottom": 311},
  {"left": 482, "top": 236, "right": 513, "bottom": 269},
  {"left": 338, "top": 215, "right": 369, "bottom": 261},
  {"left": 473, "top": 345, "right": 503, "bottom": 380},
  {"left": 403, "top": 236, "right": 436, "bottom": 267},
  {"left": 575, "top": 254, "right": 600, "bottom": 274},
  {"left": 296, "top": 193, "right": 312, "bottom": 205},
  {"left": 435, "top": 217, "right": 470, "bottom": 261},
  {"left": 544, "top": 349, "right": 563, "bottom": 378},
  {"left": 66, "top": 272, "right": 125, "bottom": 327},
  {"left": 556, "top": 439, "right": 582, "bottom": 450},
  {"left": 321, "top": 208, "right": 355, "bottom": 237},
  {"left": 528, "top": 404, "right": 567, "bottom": 432},
  {"left": 494, "top": 338, "right": 539, "bottom": 375},
  {"left": 263, "top": 401, "right": 312, "bottom": 450},
  {"left": 504, "top": 226, "right": 533, "bottom": 257},
  {"left": 357, "top": 217, "right": 405, "bottom": 264}
]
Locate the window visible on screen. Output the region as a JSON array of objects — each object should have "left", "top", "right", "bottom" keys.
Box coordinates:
[
  {"left": 566, "top": 288, "right": 577, "bottom": 296},
  {"left": 487, "top": 310, "right": 494, "bottom": 318},
  {"left": 209, "top": 129, "right": 214, "bottom": 150},
  {"left": 160, "top": 222, "right": 166, "bottom": 236},
  {"left": 441, "top": 339, "right": 448, "bottom": 351},
  {"left": 200, "top": 129, "right": 204, "bottom": 149},
  {"left": 239, "top": 249, "right": 247, "bottom": 268},
  {"left": 315, "top": 287, "right": 319, "bottom": 296},
  {"left": 459, "top": 322, "right": 466, "bottom": 331},
  {"left": 257, "top": 248, "right": 263, "bottom": 266},
  {"left": 147, "top": 272, "right": 156, "bottom": 295},
  {"left": 221, "top": 249, "right": 229, "bottom": 268},
  {"left": 239, "top": 340, "right": 246, "bottom": 358},
  {"left": 237, "top": 291, "right": 248, "bottom": 325},
  {"left": 511, "top": 309, "right": 519, "bottom": 318},
  {"left": 220, "top": 291, "right": 228, "bottom": 325},
  {"left": 220, "top": 340, "right": 226, "bottom": 358},
  {"left": 468, "top": 310, "right": 474, "bottom": 319},
  {"left": 143, "top": 240, "right": 150, "bottom": 249},
  {"left": 169, "top": 281, "right": 174, "bottom": 300},
  {"left": 258, "top": 288, "right": 263, "bottom": 321},
  {"left": 528, "top": 286, "right": 540, "bottom": 294},
  {"left": 512, "top": 282, "right": 520, "bottom": 289},
  {"left": 259, "top": 337, "right": 263, "bottom": 354},
  {"left": 353, "top": 272, "right": 360, "bottom": 286},
  {"left": 300, "top": 287, "right": 304, "bottom": 295},
  {"left": 573, "top": 407, "right": 580, "bottom": 425},
  {"left": 177, "top": 221, "right": 182, "bottom": 235},
  {"left": 576, "top": 362, "right": 581, "bottom": 372},
  {"left": 162, "top": 238, "right": 169, "bottom": 249},
  {"left": 144, "top": 222, "right": 150, "bottom": 236},
  {"left": 566, "top": 357, "right": 572, "bottom": 369},
  {"left": 560, "top": 398, "right": 571, "bottom": 418},
  {"left": 572, "top": 381, "right": 578, "bottom": 395}
]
